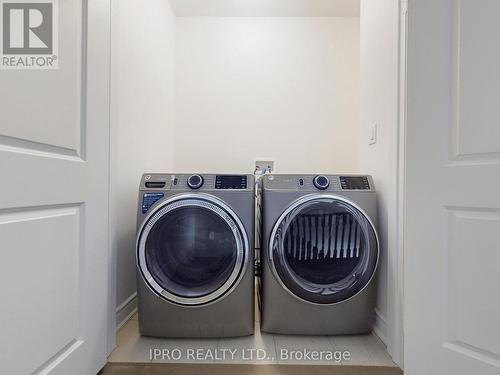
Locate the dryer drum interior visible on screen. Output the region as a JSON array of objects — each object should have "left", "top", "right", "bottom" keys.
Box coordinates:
[
  {"left": 270, "top": 197, "right": 378, "bottom": 304},
  {"left": 137, "top": 197, "right": 247, "bottom": 306}
]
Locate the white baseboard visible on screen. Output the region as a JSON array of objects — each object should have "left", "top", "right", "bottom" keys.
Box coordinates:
[
  {"left": 373, "top": 308, "right": 388, "bottom": 345},
  {"left": 116, "top": 292, "right": 137, "bottom": 330}
]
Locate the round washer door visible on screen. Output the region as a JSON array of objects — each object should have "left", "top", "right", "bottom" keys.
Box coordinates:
[
  {"left": 137, "top": 193, "right": 248, "bottom": 306},
  {"left": 269, "top": 195, "right": 379, "bottom": 305}
]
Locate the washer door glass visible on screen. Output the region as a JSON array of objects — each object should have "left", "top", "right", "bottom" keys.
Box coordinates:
[
  {"left": 138, "top": 197, "right": 246, "bottom": 305},
  {"left": 270, "top": 196, "right": 378, "bottom": 304}
]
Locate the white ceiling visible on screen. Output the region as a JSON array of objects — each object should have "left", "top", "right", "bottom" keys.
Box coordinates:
[{"left": 169, "top": 0, "right": 360, "bottom": 17}]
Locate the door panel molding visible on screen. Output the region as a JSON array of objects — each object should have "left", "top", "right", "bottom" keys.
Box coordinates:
[
  {"left": 0, "top": 204, "right": 84, "bottom": 374},
  {"left": 450, "top": 0, "right": 500, "bottom": 164},
  {"left": 0, "top": 0, "right": 88, "bottom": 160},
  {"left": 443, "top": 207, "right": 500, "bottom": 364},
  {"left": 0, "top": 134, "right": 84, "bottom": 161}
]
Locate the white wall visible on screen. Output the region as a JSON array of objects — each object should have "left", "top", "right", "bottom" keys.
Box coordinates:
[
  {"left": 110, "top": 0, "right": 176, "bottom": 332},
  {"left": 169, "top": 0, "right": 360, "bottom": 17},
  {"left": 359, "top": 0, "right": 400, "bottom": 363},
  {"left": 173, "top": 17, "right": 360, "bottom": 173}
]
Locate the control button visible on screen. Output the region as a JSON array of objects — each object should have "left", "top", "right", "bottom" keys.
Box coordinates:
[
  {"left": 313, "top": 175, "right": 330, "bottom": 190},
  {"left": 187, "top": 174, "right": 204, "bottom": 189},
  {"left": 299, "top": 178, "right": 304, "bottom": 186}
]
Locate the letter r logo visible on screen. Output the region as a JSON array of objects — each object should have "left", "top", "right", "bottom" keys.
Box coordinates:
[{"left": 2, "top": 2, "right": 53, "bottom": 54}]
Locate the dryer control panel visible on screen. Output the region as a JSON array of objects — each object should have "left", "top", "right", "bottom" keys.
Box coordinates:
[{"left": 263, "top": 174, "right": 374, "bottom": 192}]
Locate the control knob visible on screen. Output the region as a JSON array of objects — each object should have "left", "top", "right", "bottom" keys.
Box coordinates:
[
  {"left": 187, "top": 174, "right": 204, "bottom": 189},
  {"left": 313, "top": 175, "right": 330, "bottom": 190}
]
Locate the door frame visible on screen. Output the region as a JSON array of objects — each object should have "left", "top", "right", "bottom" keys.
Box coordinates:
[
  {"left": 102, "top": 0, "right": 410, "bottom": 367},
  {"left": 391, "top": 0, "right": 407, "bottom": 369},
  {"left": 382, "top": 0, "right": 408, "bottom": 368}
]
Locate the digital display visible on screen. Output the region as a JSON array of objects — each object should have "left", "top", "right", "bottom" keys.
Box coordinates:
[
  {"left": 340, "top": 176, "right": 370, "bottom": 190},
  {"left": 215, "top": 175, "right": 247, "bottom": 189}
]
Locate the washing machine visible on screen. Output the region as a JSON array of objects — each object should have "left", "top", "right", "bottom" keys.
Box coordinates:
[
  {"left": 260, "top": 174, "right": 379, "bottom": 335},
  {"left": 136, "top": 173, "right": 255, "bottom": 338}
]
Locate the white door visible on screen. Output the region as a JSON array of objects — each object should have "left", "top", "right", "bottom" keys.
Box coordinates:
[
  {"left": 405, "top": 0, "right": 500, "bottom": 374},
  {"left": 0, "top": 1, "right": 110, "bottom": 374}
]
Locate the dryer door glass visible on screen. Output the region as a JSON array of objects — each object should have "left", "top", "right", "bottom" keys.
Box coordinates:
[
  {"left": 138, "top": 197, "right": 246, "bottom": 305},
  {"left": 270, "top": 197, "right": 378, "bottom": 304}
]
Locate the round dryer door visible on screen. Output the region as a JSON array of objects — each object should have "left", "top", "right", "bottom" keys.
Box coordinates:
[
  {"left": 269, "top": 195, "right": 379, "bottom": 305},
  {"left": 137, "top": 194, "right": 248, "bottom": 306}
]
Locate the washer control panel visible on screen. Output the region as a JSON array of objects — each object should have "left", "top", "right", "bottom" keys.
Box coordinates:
[{"left": 140, "top": 173, "right": 253, "bottom": 191}]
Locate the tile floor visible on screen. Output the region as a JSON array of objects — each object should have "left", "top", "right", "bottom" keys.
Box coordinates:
[
  {"left": 102, "top": 363, "right": 403, "bottom": 375},
  {"left": 109, "top": 294, "right": 395, "bottom": 367}
]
